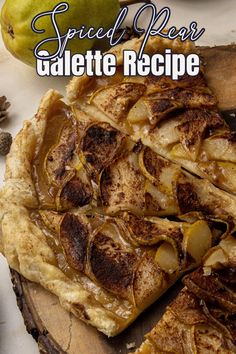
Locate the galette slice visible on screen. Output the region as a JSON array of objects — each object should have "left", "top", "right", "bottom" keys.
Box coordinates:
[{"left": 133, "top": 235, "right": 236, "bottom": 354}]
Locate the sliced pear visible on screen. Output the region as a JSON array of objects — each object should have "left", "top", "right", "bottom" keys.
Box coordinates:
[
  {"left": 91, "top": 83, "right": 146, "bottom": 123},
  {"left": 203, "top": 246, "right": 228, "bottom": 269},
  {"left": 139, "top": 147, "right": 181, "bottom": 195},
  {"left": 99, "top": 153, "right": 146, "bottom": 215},
  {"left": 127, "top": 98, "right": 148, "bottom": 124},
  {"left": 44, "top": 123, "right": 77, "bottom": 185},
  {"left": 193, "top": 324, "right": 228, "bottom": 353},
  {"left": 170, "top": 143, "right": 189, "bottom": 159},
  {"left": 39, "top": 210, "right": 63, "bottom": 234},
  {"left": 155, "top": 117, "right": 180, "bottom": 147},
  {"left": 198, "top": 161, "right": 236, "bottom": 194},
  {"left": 202, "top": 136, "right": 236, "bottom": 163},
  {"left": 216, "top": 162, "right": 236, "bottom": 193},
  {"left": 56, "top": 171, "right": 93, "bottom": 211},
  {"left": 145, "top": 180, "right": 178, "bottom": 216},
  {"left": 183, "top": 220, "right": 212, "bottom": 264},
  {"left": 219, "top": 236, "right": 236, "bottom": 265},
  {"left": 138, "top": 147, "right": 159, "bottom": 185},
  {"left": 155, "top": 242, "right": 179, "bottom": 274},
  {"left": 80, "top": 122, "right": 125, "bottom": 178}
]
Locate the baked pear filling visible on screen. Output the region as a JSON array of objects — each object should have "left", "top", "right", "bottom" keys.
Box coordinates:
[
  {"left": 70, "top": 67, "right": 236, "bottom": 195},
  {"left": 1, "top": 37, "right": 236, "bottom": 340}
]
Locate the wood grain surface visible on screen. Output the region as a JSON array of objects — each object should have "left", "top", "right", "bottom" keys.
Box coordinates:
[{"left": 9, "top": 45, "right": 236, "bottom": 354}]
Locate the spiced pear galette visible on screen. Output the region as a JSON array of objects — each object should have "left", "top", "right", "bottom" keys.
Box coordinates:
[{"left": 0, "top": 35, "right": 236, "bottom": 349}]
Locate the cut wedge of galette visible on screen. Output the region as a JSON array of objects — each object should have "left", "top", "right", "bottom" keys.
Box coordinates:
[
  {"left": 0, "top": 35, "right": 236, "bottom": 343},
  {"left": 133, "top": 235, "right": 236, "bottom": 354}
]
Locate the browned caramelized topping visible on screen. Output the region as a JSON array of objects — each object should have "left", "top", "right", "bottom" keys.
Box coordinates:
[
  {"left": 145, "top": 71, "right": 207, "bottom": 93},
  {"left": 144, "top": 98, "right": 183, "bottom": 125},
  {"left": 59, "top": 177, "right": 93, "bottom": 210},
  {"left": 183, "top": 268, "right": 236, "bottom": 312},
  {"left": 46, "top": 126, "right": 77, "bottom": 183},
  {"left": 81, "top": 122, "right": 125, "bottom": 176},
  {"left": 169, "top": 289, "right": 207, "bottom": 325},
  {"left": 125, "top": 214, "right": 182, "bottom": 246},
  {"left": 177, "top": 109, "right": 225, "bottom": 144},
  {"left": 99, "top": 168, "right": 112, "bottom": 207},
  {"left": 60, "top": 213, "right": 89, "bottom": 272},
  {"left": 142, "top": 147, "right": 170, "bottom": 182},
  {"left": 176, "top": 180, "right": 202, "bottom": 214},
  {"left": 89, "top": 232, "right": 137, "bottom": 299},
  {"left": 99, "top": 155, "right": 146, "bottom": 214},
  {"left": 151, "top": 87, "right": 217, "bottom": 108},
  {"left": 92, "top": 83, "right": 146, "bottom": 122},
  {"left": 144, "top": 192, "right": 161, "bottom": 213},
  {"left": 176, "top": 109, "right": 225, "bottom": 160}
]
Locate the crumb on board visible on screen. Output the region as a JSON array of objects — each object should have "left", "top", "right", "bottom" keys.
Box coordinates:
[
  {"left": 126, "top": 342, "right": 136, "bottom": 350},
  {"left": 203, "top": 266, "right": 212, "bottom": 276}
]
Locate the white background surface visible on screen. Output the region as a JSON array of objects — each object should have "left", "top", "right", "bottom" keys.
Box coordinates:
[{"left": 0, "top": 0, "right": 235, "bottom": 353}]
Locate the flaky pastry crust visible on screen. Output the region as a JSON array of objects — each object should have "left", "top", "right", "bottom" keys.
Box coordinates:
[{"left": 0, "top": 90, "right": 130, "bottom": 336}]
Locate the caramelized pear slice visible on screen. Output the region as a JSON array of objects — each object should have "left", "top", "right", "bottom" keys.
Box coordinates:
[
  {"left": 174, "top": 174, "right": 203, "bottom": 214},
  {"left": 127, "top": 98, "right": 148, "bottom": 124},
  {"left": 192, "top": 324, "right": 233, "bottom": 353},
  {"left": 100, "top": 153, "right": 146, "bottom": 215},
  {"left": 133, "top": 250, "right": 166, "bottom": 309},
  {"left": 60, "top": 213, "right": 90, "bottom": 272},
  {"left": 144, "top": 180, "right": 178, "bottom": 216},
  {"left": 156, "top": 117, "right": 180, "bottom": 147},
  {"left": 151, "top": 87, "right": 217, "bottom": 108},
  {"left": 44, "top": 124, "right": 77, "bottom": 185},
  {"left": 91, "top": 83, "right": 146, "bottom": 123},
  {"left": 127, "top": 97, "right": 182, "bottom": 127},
  {"left": 88, "top": 230, "right": 137, "bottom": 301},
  {"left": 139, "top": 146, "right": 181, "bottom": 195},
  {"left": 177, "top": 120, "right": 205, "bottom": 161},
  {"left": 56, "top": 173, "right": 93, "bottom": 211},
  {"left": 198, "top": 161, "right": 236, "bottom": 194},
  {"left": 155, "top": 242, "right": 179, "bottom": 274},
  {"left": 176, "top": 109, "right": 225, "bottom": 161},
  {"left": 80, "top": 122, "right": 125, "bottom": 178},
  {"left": 183, "top": 268, "right": 236, "bottom": 312},
  {"left": 203, "top": 246, "right": 228, "bottom": 269},
  {"left": 183, "top": 220, "right": 212, "bottom": 264},
  {"left": 143, "top": 72, "right": 207, "bottom": 95},
  {"left": 143, "top": 97, "right": 182, "bottom": 126},
  {"left": 202, "top": 133, "right": 236, "bottom": 163},
  {"left": 124, "top": 213, "right": 184, "bottom": 246},
  {"left": 170, "top": 143, "right": 189, "bottom": 159}
]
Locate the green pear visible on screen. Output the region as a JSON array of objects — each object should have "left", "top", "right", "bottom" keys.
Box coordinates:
[{"left": 0, "top": 0, "right": 120, "bottom": 66}]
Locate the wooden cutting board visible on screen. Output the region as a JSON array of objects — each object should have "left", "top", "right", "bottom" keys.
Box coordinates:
[{"left": 10, "top": 45, "right": 236, "bottom": 354}]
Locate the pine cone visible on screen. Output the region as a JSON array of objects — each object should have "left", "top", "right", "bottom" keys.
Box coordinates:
[
  {"left": 0, "top": 96, "right": 11, "bottom": 123},
  {"left": 0, "top": 131, "right": 12, "bottom": 156}
]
